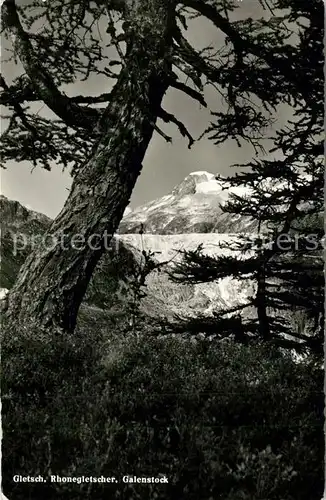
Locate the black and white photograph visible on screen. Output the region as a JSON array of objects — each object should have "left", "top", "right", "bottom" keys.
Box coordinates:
[{"left": 0, "top": 0, "right": 324, "bottom": 499}]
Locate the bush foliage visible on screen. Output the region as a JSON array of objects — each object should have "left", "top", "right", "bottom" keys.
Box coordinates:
[{"left": 1, "top": 319, "right": 323, "bottom": 500}]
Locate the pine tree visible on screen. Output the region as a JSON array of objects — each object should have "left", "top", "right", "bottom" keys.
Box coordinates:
[{"left": 169, "top": 0, "right": 324, "bottom": 353}]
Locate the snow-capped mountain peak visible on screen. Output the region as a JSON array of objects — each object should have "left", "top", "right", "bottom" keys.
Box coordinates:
[
  {"left": 119, "top": 171, "right": 253, "bottom": 234},
  {"left": 188, "top": 171, "right": 215, "bottom": 177}
]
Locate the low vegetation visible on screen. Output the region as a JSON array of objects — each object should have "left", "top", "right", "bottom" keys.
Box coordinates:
[{"left": 2, "top": 317, "right": 323, "bottom": 500}]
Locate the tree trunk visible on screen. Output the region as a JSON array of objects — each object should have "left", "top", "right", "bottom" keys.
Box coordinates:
[
  {"left": 256, "top": 261, "right": 271, "bottom": 340},
  {"left": 6, "top": 0, "right": 175, "bottom": 332}
]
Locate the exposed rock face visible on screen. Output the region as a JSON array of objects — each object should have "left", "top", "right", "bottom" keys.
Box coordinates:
[
  {"left": 0, "top": 195, "right": 51, "bottom": 235},
  {"left": 1, "top": 196, "right": 52, "bottom": 290}
]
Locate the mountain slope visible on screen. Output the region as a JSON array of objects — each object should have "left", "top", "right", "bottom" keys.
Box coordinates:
[
  {"left": 115, "top": 233, "right": 255, "bottom": 319},
  {"left": 0, "top": 195, "right": 51, "bottom": 289},
  {"left": 119, "top": 171, "right": 256, "bottom": 234}
]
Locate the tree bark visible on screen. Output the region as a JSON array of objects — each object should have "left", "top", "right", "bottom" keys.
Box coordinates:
[
  {"left": 6, "top": 0, "right": 175, "bottom": 332},
  {"left": 256, "top": 260, "right": 271, "bottom": 341}
]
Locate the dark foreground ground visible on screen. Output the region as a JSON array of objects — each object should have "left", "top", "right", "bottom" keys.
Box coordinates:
[{"left": 1, "top": 315, "right": 323, "bottom": 500}]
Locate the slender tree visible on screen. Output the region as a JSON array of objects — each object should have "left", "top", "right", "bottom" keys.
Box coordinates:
[{"left": 1, "top": 0, "right": 323, "bottom": 332}]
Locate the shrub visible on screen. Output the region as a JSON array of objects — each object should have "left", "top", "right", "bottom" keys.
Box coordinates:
[{"left": 1, "top": 319, "right": 323, "bottom": 500}]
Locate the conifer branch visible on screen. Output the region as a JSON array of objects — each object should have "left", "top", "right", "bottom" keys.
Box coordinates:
[
  {"left": 158, "top": 107, "right": 194, "bottom": 148},
  {"left": 1, "top": 0, "right": 100, "bottom": 131}
]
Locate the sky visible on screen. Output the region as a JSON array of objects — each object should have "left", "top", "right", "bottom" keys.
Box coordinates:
[{"left": 0, "top": 0, "right": 291, "bottom": 218}]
